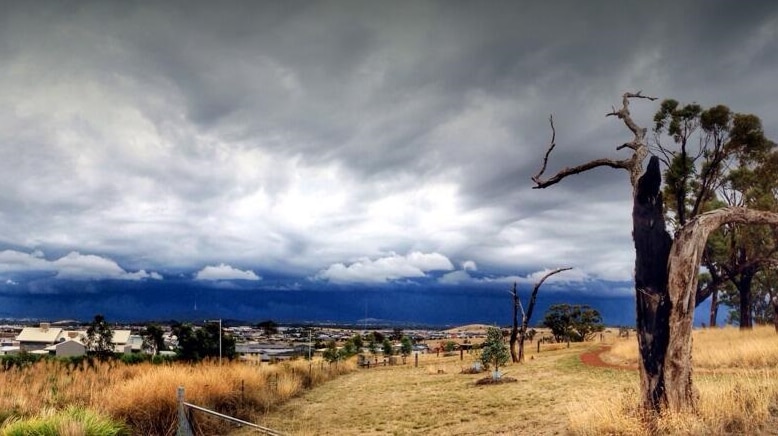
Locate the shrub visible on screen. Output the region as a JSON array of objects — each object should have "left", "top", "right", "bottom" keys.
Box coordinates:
[{"left": 0, "top": 406, "right": 128, "bottom": 436}]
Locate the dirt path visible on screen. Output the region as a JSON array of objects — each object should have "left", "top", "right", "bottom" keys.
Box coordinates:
[{"left": 579, "top": 345, "right": 637, "bottom": 370}]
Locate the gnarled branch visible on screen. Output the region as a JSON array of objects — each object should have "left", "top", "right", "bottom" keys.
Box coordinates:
[{"left": 532, "top": 91, "right": 657, "bottom": 191}]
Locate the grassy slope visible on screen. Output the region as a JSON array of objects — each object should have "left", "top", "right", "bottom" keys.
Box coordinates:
[
  {"left": 252, "top": 342, "right": 634, "bottom": 435},
  {"left": 249, "top": 328, "right": 778, "bottom": 435}
]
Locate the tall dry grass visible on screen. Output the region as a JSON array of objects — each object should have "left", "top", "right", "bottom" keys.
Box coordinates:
[
  {"left": 0, "top": 357, "right": 354, "bottom": 436},
  {"left": 569, "top": 326, "right": 778, "bottom": 435},
  {"left": 607, "top": 325, "right": 778, "bottom": 369}
]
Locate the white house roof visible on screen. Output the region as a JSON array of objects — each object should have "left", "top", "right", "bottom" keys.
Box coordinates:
[
  {"left": 111, "top": 330, "right": 131, "bottom": 344},
  {"left": 16, "top": 326, "right": 63, "bottom": 344}
]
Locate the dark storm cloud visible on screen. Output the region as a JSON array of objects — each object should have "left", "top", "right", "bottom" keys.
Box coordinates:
[{"left": 0, "top": 0, "right": 777, "bottom": 292}]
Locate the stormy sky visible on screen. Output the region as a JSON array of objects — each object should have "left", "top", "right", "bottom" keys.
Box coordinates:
[{"left": 1, "top": 1, "right": 777, "bottom": 319}]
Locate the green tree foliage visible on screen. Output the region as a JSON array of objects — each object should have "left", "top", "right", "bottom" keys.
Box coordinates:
[
  {"left": 400, "top": 336, "right": 413, "bottom": 356},
  {"left": 140, "top": 324, "right": 167, "bottom": 355},
  {"left": 85, "top": 314, "right": 114, "bottom": 360},
  {"left": 322, "top": 340, "right": 340, "bottom": 364},
  {"left": 371, "top": 331, "right": 385, "bottom": 343},
  {"left": 171, "top": 322, "right": 236, "bottom": 362},
  {"left": 351, "top": 333, "right": 363, "bottom": 350},
  {"left": 367, "top": 334, "right": 378, "bottom": 356},
  {"left": 480, "top": 327, "right": 509, "bottom": 374},
  {"left": 382, "top": 338, "right": 394, "bottom": 356},
  {"left": 654, "top": 100, "right": 778, "bottom": 328},
  {"left": 257, "top": 320, "right": 279, "bottom": 336},
  {"left": 542, "top": 304, "right": 604, "bottom": 342}
]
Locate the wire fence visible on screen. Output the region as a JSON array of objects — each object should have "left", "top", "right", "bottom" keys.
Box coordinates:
[{"left": 176, "top": 386, "right": 285, "bottom": 436}]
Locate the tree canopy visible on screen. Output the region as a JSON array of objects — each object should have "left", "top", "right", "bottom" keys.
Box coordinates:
[{"left": 542, "top": 304, "right": 604, "bottom": 342}]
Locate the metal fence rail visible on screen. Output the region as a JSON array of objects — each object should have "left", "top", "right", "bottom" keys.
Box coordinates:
[{"left": 177, "top": 386, "right": 285, "bottom": 436}]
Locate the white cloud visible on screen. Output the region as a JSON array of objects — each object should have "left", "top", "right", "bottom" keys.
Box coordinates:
[
  {"left": 462, "top": 260, "right": 477, "bottom": 271},
  {"left": 5, "top": 279, "right": 18, "bottom": 285},
  {"left": 478, "top": 267, "right": 588, "bottom": 288},
  {"left": 53, "top": 252, "right": 161, "bottom": 281},
  {"left": 317, "top": 251, "right": 454, "bottom": 284},
  {"left": 195, "top": 263, "right": 261, "bottom": 281},
  {"left": 0, "top": 250, "right": 161, "bottom": 281},
  {"left": 438, "top": 270, "right": 472, "bottom": 285}
]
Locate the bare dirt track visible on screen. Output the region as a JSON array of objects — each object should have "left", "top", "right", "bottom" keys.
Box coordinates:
[{"left": 579, "top": 346, "right": 637, "bottom": 370}]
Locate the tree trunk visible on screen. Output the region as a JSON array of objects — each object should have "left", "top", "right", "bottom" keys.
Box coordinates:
[
  {"left": 632, "top": 156, "right": 673, "bottom": 413},
  {"left": 772, "top": 296, "right": 778, "bottom": 333},
  {"left": 664, "top": 207, "right": 778, "bottom": 412},
  {"left": 709, "top": 289, "right": 718, "bottom": 328},
  {"left": 737, "top": 273, "right": 755, "bottom": 329},
  {"left": 510, "top": 283, "right": 520, "bottom": 363}
]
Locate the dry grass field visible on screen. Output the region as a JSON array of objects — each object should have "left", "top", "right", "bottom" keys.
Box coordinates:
[
  {"left": 0, "top": 357, "right": 354, "bottom": 435},
  {"left": 250, "top": 340, "right": 628, "bottom": 435},
  {"left": 1, "top": 326, "right": 777, "bottom": 435},
  {"left": 249, "top": 327, "right": 778, "bottom": 436}
]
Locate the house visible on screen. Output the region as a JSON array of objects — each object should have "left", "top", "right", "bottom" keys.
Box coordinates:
[
  {"left": 15, "top": 323, "right": 64, "bottom": 352},
  {"left": 15, "top": 324, "right": 135, "bottom": 356},
  {"left": 44, "top": 339, "right": 86, "bottom": 358},
  {"left": 110, "top": 330, "right": 132, "bottom": 353}
]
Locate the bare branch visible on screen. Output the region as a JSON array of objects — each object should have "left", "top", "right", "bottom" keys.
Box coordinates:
[
  {"left": 531, "top": 267, "right": 574, "bottom": 294},
  {"left": 532, "top": 91, "right": 657, "bottom": 191},
  {"left": 532, "top": 157, "right": 633, "bottom": 188},
  {"left": 531, "top": 115, "right": 557, "bottom": 185}
]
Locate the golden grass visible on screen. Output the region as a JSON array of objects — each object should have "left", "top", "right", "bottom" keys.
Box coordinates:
[
  {"left": 0, "top": 357, "right": 354, "bottom": 436},
  {"left": 571, "top": 326, "right": 778, "bottom": 435},
  {"left": 3, "top": 327, "right": 777, "bottom": 435},
  {"left": 607, "top": 325, "right": 778, "bottom": 369},
  {"left": 240, "top": 327, "right": 778, "bottom": 435},
  {"left": 251, "top": 342, "right": 618, "bottom": 435}
]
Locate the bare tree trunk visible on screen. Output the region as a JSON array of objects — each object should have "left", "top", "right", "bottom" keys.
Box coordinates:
[
  {"left": 510, "top": 282, "right": 520, "bottom": 363},
  {"left": 518, "top": 267, "right": 571, "bottom": 362},
  {"left": 632, "top": 156, "right": 673, "bottom": 413}
]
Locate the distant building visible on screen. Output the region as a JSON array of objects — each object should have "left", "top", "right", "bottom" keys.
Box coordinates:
[
  {"left": 15, "top": 323, "right": 64, "bottom": 352},
  {"left": 44, "top": 339, "right": 86, "bottom": 358},
  {"left": 15, "top": 323, "right": 134, "bottom": 356}
]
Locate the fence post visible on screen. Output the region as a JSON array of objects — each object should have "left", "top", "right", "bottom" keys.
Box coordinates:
[
  {"left": 414, "top": 352, "right": 418, "bottom": 368},
  {"left": 177, "top": 386, "right": 193, "bottom": 436}
]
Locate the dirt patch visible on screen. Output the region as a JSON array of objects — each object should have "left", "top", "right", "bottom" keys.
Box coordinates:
[{"left": 579, "top": 346, "right": 637, "bottom": 370}]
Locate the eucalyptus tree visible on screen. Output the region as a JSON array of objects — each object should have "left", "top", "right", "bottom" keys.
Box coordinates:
[
  {"left": 654, "top": 102, "right": 778, "bottom": 328},
  {"left": 532, "top": 91, "right": 778, "bottom": 415}
]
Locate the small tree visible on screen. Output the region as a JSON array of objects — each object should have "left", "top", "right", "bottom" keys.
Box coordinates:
[
  {"left": 257, "top": 320, "right": 279, "bottom": 336},
  {"left": 323, "top": 340, "right": 340, "bottom": 365},
  {"left": 543, "top": 304, "right": 604, "bottom": 342},
  {"left": 140, "top": 324, "right": 167, "bottom": 355},
  {"left": 351, "top": 333, "right": 364, "bottom": 350},
  {"left": 442, "top": 340, "right": 457, "bottom": 353},
  {"left": 480, "top": 327, "right": 509, "bottom": 378},
  {"left": 400, "top": 336, "right": 413, "bottom": 357},
  {"left": 382, "top": 338, "right": 394, "bottom": 357},
  {"left": 367, "top": 333, "right": 378, "bottom": 356},
  {"left": 85, "top": 314, "right": 114, "bottom": 360}
]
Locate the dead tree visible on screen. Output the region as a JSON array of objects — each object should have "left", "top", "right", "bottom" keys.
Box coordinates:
[
  {"left": 509, "top": 267, "right": 572, "bottom": 363},
  {"left": 531, "top": 92, "right": 778, "bottom": 415}
]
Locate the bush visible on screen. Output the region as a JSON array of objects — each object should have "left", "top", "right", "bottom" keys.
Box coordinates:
[
  {"left": 0, "top": 406, "right": 128, "bottom": 436},
  {"left": 1, "top": 352, "right": 43, "bottom": 371}
]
